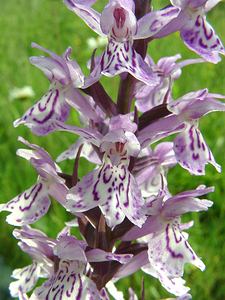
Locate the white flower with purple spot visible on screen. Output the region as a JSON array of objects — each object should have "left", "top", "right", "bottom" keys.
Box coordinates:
[{"left": 64, "top": 0, "right": 180, "bottom": 85}]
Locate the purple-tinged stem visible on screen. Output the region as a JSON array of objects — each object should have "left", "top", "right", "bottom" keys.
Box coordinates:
[
  {"left": 117, "top": 1, "right": 151, "bottom": 114},
  {"left": 71, "top": 145, "right": 83, "bottom": 187},
  {"left": 83, "top": 82, "right": 117, "bottom": 117},
  {"left": 138, "top": 103, "right": 171, "bottom": 130},
  {"left": 57, "top": 172, "right": 73, "bottom": 188}
]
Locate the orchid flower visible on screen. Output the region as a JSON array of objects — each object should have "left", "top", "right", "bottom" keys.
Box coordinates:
[
  {"left": 155, "top": 0, "right": 225, "bottom": 63},
  {"left": 13, "top": 43, "right": 99, "bottom": 135},
  {"left": 123, "top": 186, "right": 214, "bottom": 296},
  {"left": 66, "top": 114, "right": 147, "bottom": 228},
  {"left": 10, "top": 226, "right": 133, "bottom": 299},
  {"left": 64, "top": 0, "right": 180, "bottom": 85},
  {"left": 138, "top": 89, "right": 225, "bottom": 176},
  {"left": 168, "top": 89, "right": 225, "bottom": 175},
  {"left": 0, "top": 137, "right": 68, "bottom": 225},
  {"left": 133, "top": 142, "right": 177, "bottom": 197},
  {"left": 134, "top": 54, "right": 204, "bottom": 113}
]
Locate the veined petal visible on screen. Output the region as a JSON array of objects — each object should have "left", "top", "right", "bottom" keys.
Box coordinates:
[
  {"left": 9, "top": 263, "right": 41, "bottom": 298},
  {"left": 65, "top": 88, "right": 100, "bottom": 121},
  {"left": 138, "top": 114, "right": 186, "bottom": 147},
  {"left": 114, "top": 251, "right": 149, "bottom": 279},
  {"left": 96, "top": 39, "right": 159, "bottom": 85},
  {"left": 56, "top": 138, "right": 101, "bottom": 164},
  {"left": 47, "top": 120, "right": 102, "bottom": 146},
  {"left": 30, "top": 43, "right": 70, "bottom": 84},
  {"left": 17, "top": 136, "right": 54, "bottom": 167},
  {"left": 30, "top": 260, "right": 100, "bottom": 300},
  {"left": 168, "top": 89, "right": 225, "bottom": 119},
  {"left": 13, "top": 226, "right": 56, "bottom": 265},
  {"left": 119, "top": 172, "right": 146, "bottom": 227},
  {"left": 100, "top": 288, "right": 111, "bottom": 300},
  {"left": 13, "top": 84, "right": 70, "bottom": 136},
  {"left": 64, "top": 0, "right": 103, "bottom": 36},
  {"left": 135, "top": 6, "right": 180, "bottom": 39},
  {"left": 67, "top": 162, "right": 145, "bottom": 228},
  {"left": 143, "top": 264, "right": 190, "bottom": 296},
  {"left": 18, "top": 290, "right": 29, "bottom": 300},
  {"left": 181, "top": 15, "right": 225, "bottom": 63},
  {"left": 66, "top": 168, "right": 106, "bottom": 212},
  {"left": 147, "top": 219, "right": 205, "bottom": 279},
  {"left": 31, "top": 43, "right": 84, "bottom": 87},
  {"left": 174, "top": 124, "right": 221, "bottom": 175},
  {"left": 162, "top": 186, "right": 214, "bottom": 217},
  {"left": 86, "top": 248, "right": 133, "bottom": 263},
  {"left": 30, "top": 56, "right": 69, "bottom": 85},
  {"left": 54, "top": 235, "right": 87, "bottom": 262},
  {"left": 0, "top": 182, "right": 50, "bottom": 226}
]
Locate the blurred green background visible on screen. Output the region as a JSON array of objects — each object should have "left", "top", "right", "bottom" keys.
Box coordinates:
[{"left": 0, "top": 0, "right": 225, "bottom": 299}]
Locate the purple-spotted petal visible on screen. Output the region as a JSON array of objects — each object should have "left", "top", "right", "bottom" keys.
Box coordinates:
[
  {"left": 9, "top": 263, "right": 41, "bottom": 298},
  {"left": 95, "top": 39, "right": 159, "bottom": 85},
  {"left": 30, "top": 260, "right": 100, "bottom": 300},
  {"left": 0, "top": 182, "right": 50, "bottom": 226},
  {"left": 64, "top": 0, "right": 103, "bottom": 36},
  {"left": 67, "top": 161, "right": 145, "bottom": 228},
  {"left": 135, "top": 6, "right": 180, "bottom": 39},
  {"left": 66, "top": 167, "right": 105, "bottom": 210},
  {"left": 147, "top": 219, "right": 205, "bottom": 279},
  {"left": 174, "top": 124, "right": 221, "bottom": 175},
  {"left": 143, "top": 263, "right": 190, "bottom": 297},
  {"left": 162, "top": 186, "right": 214, "bottom": 218},
  {"left": 100, "top": 288, "right": 110, "bottom": 300},
  {"left": 181, "top": 15, "right": 225, "bottom": 63},
  {"left": 14, "top": 84, "right": 70, "bottom": 136}
]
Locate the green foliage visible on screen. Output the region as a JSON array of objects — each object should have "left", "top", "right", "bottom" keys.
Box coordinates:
[{"left": 0, "top": 1, "right": 225, "bottom": 299}]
